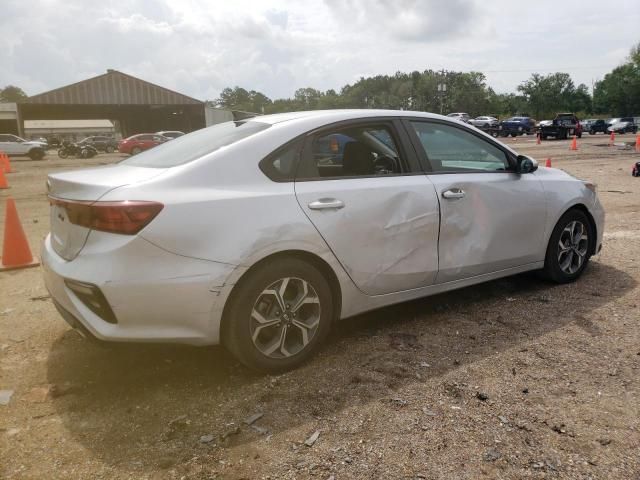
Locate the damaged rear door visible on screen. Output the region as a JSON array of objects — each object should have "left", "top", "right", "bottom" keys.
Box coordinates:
[{"left": 294, "top": 119, "right": 440, "bottom": 296}]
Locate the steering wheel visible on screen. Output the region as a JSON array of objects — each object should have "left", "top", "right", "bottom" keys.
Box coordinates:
[{"left": 373, "top": 155, "right": 397, "bottom": 174}]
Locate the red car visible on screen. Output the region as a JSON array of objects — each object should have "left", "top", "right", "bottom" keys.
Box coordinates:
[{"left": 118, "top": 133, "right": 168, "bottom": 155}]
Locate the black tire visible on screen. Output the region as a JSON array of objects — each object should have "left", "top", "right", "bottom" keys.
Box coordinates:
[
  {"left": 131, "top": 147, "right": 142, "bottom": 155},
  {"left": 29, "top": 149, "right": 44, "bottom": 161},
  {"left": 57, "top": 148, "right": 68, "bottom": 159},
  {"left": 541, "top": 134, "right": 548, "bottom": 140},
  {"left": 541, "top": 209, "right": 593, "bottom": 284},
  {"left": 589, "top": 130, "right": 595, "bottom": 135},
  {"left": 223, "top": 257, "right": 334, "bottom": 372},
  {"left": 510, "top": 133, "right": 517, "bottom": 137},
  {"left": 577, "top": 132, "right": 582, "bottom": 139},
  {"left": 105, "top": 145, "right": 114, "bottom": 153}
]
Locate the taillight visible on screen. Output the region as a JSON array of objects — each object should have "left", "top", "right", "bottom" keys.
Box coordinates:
[{"left": 49, "top": 197, "right": 163, "bottom": 235}]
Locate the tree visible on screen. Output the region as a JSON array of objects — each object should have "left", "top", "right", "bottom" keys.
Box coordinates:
[
  {"left": 0, "top": 85, "right": 28, "bottom": 103},
  {"left": 214, "top": 86, "right": 272, "bottom": 113},
  {"left": 517, "top": 73, "right": 581, "bottom": 119},
  {"left": 593, "top": 41, "right": 640, "bottom": 116}
]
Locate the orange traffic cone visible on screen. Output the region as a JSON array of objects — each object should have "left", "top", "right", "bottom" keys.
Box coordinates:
[
  {"left": 536, "top": 133, "right": 541, "bottom": 145},
  {"left": 1, "top": 197, "right": 39, "bottom": 271},
  {"left": 635, "top": 134, "right": 640, "bottom": 152},
  {"left": 0, "top": 167, "right": 8, "bottom": 189},
  {"left": 570, "top": 135, "right": 578, "bottom": 151},
  {"left": 609, "top": 131, "right": 615, "bottom": 146},
  {"left": 2, "top": 153, "right": 12, "bottom": 174},
  {"left": 545, "top": 158, "right": 552, "bottom": 167}
]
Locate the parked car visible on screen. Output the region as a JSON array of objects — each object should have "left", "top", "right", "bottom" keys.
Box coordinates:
[
  {"left": 584, "top": 119, "right": 608, "bottom": 134},
  {"left": 156, "top": 130, "right": 185, "bottom": 140},
  {"left": 499, "top": 116, "right": 535, "bottom": 136},
  {"left": 118, "top": 133, "right": 168, "bottom": 155},
  {"left": 539, "top": 113, "right": 583, "bottom": 140},
  {"left": 607, "top": 121, "right": 638, "bottom": 134},
  {"left": 0, "top": 134, "right": 46, "bottom": 160},
  {"left": 468, "top": 116, "right": 498, "bottom": 128},
  {"left": 42, "top": 110, "right": 604, "bottom": 371},
  {"left": 77, "top": 136, "right": 118, "bottom": 153},
  {"left": 536, "top": 120, "right": 553, "bottom": 129},
  {"left": 446, "top": 112, "right": 471, "bottom": 123}
]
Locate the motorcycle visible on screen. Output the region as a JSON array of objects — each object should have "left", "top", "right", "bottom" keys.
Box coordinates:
[{"left": 57, "top": 141, "right": 98, "bottom": 159}]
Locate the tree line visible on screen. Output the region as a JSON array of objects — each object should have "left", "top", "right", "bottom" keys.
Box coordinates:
[{"left": 214, "top": 41, "right": 640, "bottom": 120}]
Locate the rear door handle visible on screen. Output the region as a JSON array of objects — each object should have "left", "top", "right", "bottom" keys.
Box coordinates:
[
  {"left": 442, "top": 188, "right": 465, "bottom": 200},
  {"left": 308, "top": 198, "right": 345, "bottom": 210}
]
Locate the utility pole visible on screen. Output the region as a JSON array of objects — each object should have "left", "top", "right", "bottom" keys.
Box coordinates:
[{"left": 437, "top": 69, "right": 447, "bottom": 115}]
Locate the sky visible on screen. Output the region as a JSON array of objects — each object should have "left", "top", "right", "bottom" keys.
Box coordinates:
[{"left": 1, "top": 0, "right": 639, "bottom": 101}]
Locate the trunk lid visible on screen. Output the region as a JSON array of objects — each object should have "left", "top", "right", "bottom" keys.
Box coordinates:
[{"left": 47, "top": 164, "right": 165, "bottom": 260}]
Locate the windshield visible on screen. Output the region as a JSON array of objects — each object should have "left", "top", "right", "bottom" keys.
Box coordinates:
[{"left": 122, "top": 121, "right": 271, "bottom": 168}]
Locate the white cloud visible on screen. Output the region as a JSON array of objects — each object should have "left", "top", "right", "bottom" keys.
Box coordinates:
[{"left": 0, "top": 0, "right": 638, "bottom": 101}]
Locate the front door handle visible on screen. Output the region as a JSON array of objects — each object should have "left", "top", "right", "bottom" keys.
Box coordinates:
[
  {"left": 442, "top": 188, "right": 465, "bottom": 200},
  {"left": 308, "top": 198, "right": 345, "bottom": 210}
]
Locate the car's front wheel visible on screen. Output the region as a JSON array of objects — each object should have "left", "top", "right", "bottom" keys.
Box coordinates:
[
  {"left": 29, "top": 149, "right": 45, "bottom": 161},
  {"left": 223, "top": 257, "right": 334, "bottom": 372},
  {"left": 541, "top": 209, "right": 593, "bottom": 283}
]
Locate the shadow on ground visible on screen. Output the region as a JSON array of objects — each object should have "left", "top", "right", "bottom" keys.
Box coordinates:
[{"left": 46, "top": 261, "right": 635, "bottom": 471}]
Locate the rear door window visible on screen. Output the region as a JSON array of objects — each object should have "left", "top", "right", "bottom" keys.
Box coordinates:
[{"left": 297, "top": 124, "right": 408, "bottom": 180}]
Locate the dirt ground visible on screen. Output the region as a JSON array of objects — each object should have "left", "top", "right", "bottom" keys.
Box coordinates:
[{"left": 0, "top": 133, "right": 639, "bottom": 479}]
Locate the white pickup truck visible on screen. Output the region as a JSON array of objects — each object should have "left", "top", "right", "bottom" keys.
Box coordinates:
[{"left": 0, "top": 134, "right": 46, "bottom": 160}]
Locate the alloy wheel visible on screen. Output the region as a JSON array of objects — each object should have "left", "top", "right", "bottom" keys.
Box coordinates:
[
  {"left": 557, "top": 220, "right": 589, "bottom": 274},
  {"left": 250, "top": 277, "right": 321, "bottom": 359}
]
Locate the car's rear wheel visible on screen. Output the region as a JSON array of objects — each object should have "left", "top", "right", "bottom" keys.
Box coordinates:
[
  {"left": 131, "top": 147, "right": 142, "bottom": 155},
  {"left": 223, "top": 258, "right": 334, "bottom": 372},
  {"left": 541, "top": 209, "right": 592, "bottom": 283}
]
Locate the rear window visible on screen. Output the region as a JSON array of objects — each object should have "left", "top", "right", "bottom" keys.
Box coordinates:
[{"left": 122, "top": 121, "right": 271, "bottom": 168}]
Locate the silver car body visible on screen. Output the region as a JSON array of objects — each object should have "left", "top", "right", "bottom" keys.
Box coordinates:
[
  {"left": 41, "top": 110, "right": 605, "bottom": 345},
  {"left": 0, "top": 134, "right": 46, "bottom": 155},
  {"left": 469, "top": 116, "right": 498, "bottom": 127},
  {"left": 446, "top": 112, "right": 471, "bottom": 123}
]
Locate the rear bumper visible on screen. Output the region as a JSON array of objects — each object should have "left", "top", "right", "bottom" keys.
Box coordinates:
[{"left": 41, "top": 233, "right": 238, "bottom": 345}]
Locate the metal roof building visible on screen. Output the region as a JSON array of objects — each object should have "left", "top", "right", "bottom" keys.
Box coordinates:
[{"left": 16, "top": 70, "right": 206, "bottom": 137}]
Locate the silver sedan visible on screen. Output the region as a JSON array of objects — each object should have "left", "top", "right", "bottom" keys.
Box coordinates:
[
  {"left": 469, "top": 116, "right": 498, "bottom": 128},
  {"left": 42, "top": 110, "right": 605, "bottom": 371}
]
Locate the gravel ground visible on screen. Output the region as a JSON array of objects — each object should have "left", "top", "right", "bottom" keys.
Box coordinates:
[{"left": 0, "top": 134, "right": 639, "bottom": 479}]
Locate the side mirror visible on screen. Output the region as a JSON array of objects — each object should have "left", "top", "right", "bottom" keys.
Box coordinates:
[{"left": 516, "top": 155, "right": 538, "bottom": 174}]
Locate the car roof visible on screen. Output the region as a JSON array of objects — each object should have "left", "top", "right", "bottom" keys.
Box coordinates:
[{"left": 248, "top": 109, "right": 453, "bottom": 126}]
